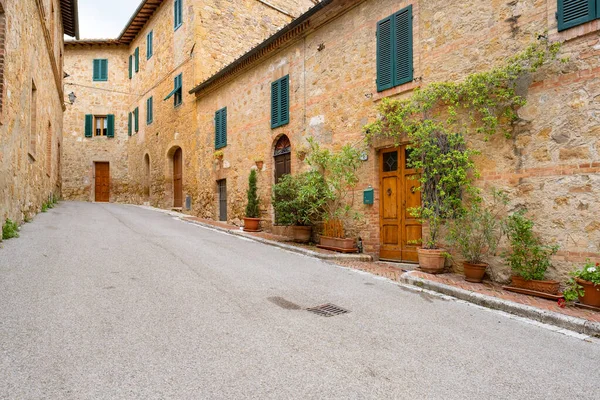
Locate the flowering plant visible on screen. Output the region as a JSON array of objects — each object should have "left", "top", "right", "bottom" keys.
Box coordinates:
[{"left": 563, "top": 260, "right": 600, "bottom": 302}]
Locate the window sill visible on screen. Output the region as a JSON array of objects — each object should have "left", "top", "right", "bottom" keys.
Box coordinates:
[
  {"left": 373, "top": 81, "right": 420, "bottom": 102},
  {"left": 93, "top": 79, "right": 108, "bottom": 82},
  {"left": 551, "top": 19, "right": 600, "bottom": 42}
]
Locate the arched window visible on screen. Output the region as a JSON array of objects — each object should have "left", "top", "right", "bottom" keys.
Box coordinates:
[{"left": 273, "top": 135, "right": 291, "bottom": 184}]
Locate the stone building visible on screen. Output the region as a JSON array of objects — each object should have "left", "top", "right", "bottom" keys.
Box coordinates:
[
  {"left": 62, "top": 0, "right": 600, "bottom": 281},
  {"left": 0, "top": 0, "right": 78, "bottom": 224}
]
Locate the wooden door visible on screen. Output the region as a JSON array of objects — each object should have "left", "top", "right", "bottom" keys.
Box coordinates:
[
  {"left": 173, "top": 148, "right": 183, "bottom": 208},
  {"left": 94, "top": 162, "right": 110, "bottom": 202},
  {"left": 379, "top": 147, "right": 421, "bottom": 262},
  {"left": 217, "top": 179, "right": 227, "bottom": 221},
  {"left": 274, "top": 153, "right": 291, "bottom": 184}
]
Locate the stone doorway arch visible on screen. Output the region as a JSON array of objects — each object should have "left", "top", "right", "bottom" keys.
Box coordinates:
[{"left": 167, "top": 146, "right": 183, "bottom": 208}]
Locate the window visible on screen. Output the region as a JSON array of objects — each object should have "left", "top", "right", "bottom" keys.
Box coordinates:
[
  {"left": 174, "top": 0, "right": 183, "bottom": 30},
  {"left": 558, "top": 0, "right": 599, "bottom": 31},
  {"left": 147, "top": 31, "right": 153, "bottom": 59},
  {"left": 376, "top": 5, "right": 413, "bottom": 92},
  {"left": 271, "top": 75, "right": 289, "bottom": 129},
  {"left": 129, "top": 55, "right": 132, "bottom": 79},
  {"left": 164, "top": 73, "right": 183, "bottom": 107},
  {"left": 29, "top": 80, "right": 37, "bottom": 157},
  {"left": 147, "top": 97, "right": 153, "bottom": 124},
  {"left": 134, "top": 47, "right": 139, "bottom": 72},
  {"left": 215, "top": 107, "right": 227, "bottom": 149},
  {"left": 128, "top": 112, "right": 132, "bottom": 136},
  {"left": 134, "top": 107, "right": 139, "bottom": 132},
  {"left": 93, "top": 59, "right": 108, "bottom": 81},
  {"left": 85, "top": 114, "right": 115, "bottom": 138}
]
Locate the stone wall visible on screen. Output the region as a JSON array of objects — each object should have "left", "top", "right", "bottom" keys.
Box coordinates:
[
  {"left": 189, "top": 0, "right": 600, "bottom": 281},
  {"left": 0, "top": 0, "right": 65, "bottom": 224}
]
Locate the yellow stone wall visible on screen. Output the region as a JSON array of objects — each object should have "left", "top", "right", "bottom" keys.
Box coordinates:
[{"left": 0, "top": 0, "right": 66, "bottom": 224}]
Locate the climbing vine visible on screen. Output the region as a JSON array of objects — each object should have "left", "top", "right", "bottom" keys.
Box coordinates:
[{"left": 365, "top": 37, "right": 562, "bottom": 249}]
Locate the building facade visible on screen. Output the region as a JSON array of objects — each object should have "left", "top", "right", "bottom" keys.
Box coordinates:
[
  {"left": 0, "top": 0, "right": 78, "bottom": 224},
  {"left": 63, "top": 0, "right": 600, "bottom": 282}
]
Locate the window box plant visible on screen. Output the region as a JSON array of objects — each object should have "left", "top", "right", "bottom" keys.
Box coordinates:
[
  {"left": 563, "top": 261, "right": 600, "bottom": 307},
  {"left": 271, "top": 171, "right": 327, "bottom": 243},
  {"left": 503, "top": 211, "right": 559, "bottom": 295},
  {"left": 243, "top": 169, "right": 261, "bottom": 232},
  {"left": 446, "top": 190, "right": 507, "bottom": 283}
]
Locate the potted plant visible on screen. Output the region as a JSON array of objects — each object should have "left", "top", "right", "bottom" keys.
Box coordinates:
[
  {"left": 243, "top": 169, "right": 261, "bottom": 232},
  {"left": 563, "top": 260, "right": 600, "bottom": 307},
  {"left": 254, "top": 157, "right": 264, "bottom": 170},
  {"left": 446, "top": 190, "right": 507, "bottom": 282},
  {"left": 272, "top": 171, "right": 327, "bottom": 243},
  {"left": 304, "top": 138, "right": 363, "bottom": 252},
  {"left": 214, "top": 150, "right": 224, "bottom": 161},
  {"left": 503, "top": 210, "right": 560, "bottom": 294}
]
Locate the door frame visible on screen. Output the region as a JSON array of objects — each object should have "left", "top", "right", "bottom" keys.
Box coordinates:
[
  {"left": 93, "top": 161, "right": 110, "bottom": 202},
  {"left": 172, "top": 147, "right": 183, "bottom": 208}
]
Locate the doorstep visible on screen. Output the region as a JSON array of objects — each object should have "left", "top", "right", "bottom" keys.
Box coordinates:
[
  {"left": 333, "top": 260, "right": 600, "bottom": 338},
  {"left": 182, "top": 217, "right": 372, "bottom": 262}
]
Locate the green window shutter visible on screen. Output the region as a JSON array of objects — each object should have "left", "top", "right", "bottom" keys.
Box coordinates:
[
  {"left": 174, "top": 0, "right": 182, "bottom": 29},
  {"left": 107, "top": 114, "right": 115, "bottom": 138},
  {"left": 271, "top": 79, "right": 280, "bottom": 128},
  {"left": 376, "top": 16, "right": 394, "bottom": 92},
  {"left": 394, "top": 6, "right": 413, "bottom": 86},
  {"left": 221, "top": 108, "right": 227, "bottom": 148},
  {"left": 280, "top": 76, "right": 289, "bottom": 126},
  {"left": 134, "top": 107, "right": 139, "bottom": 132},
  {"left": 93, "top": 60, "right": 100, "bottom": 81},
  {"left": 215, "top": 110, "right": 221, "bottom": 149},
  {"left": 129, "top": 55, "right": 132, "bottom": 79},
  {"left": 557, "top": 0, "right": 596, "bottom": 31},
  {"left": 215, "top": 107, "right": 227, "bottom": 149},
  {"left": 134, "top": 48, "right": 139, "bottom": 72},
  {"left": 147, "top": 97, "right": 153, "bottom": 124},
  {"left": 147, "top": 31, "right": 153, "bottom": 59},
  {"left": 128, "top": 112, "right": 132, "bottom": 136},
  {"left": 101, "top": 59, "right": 108, "bottom": 81},
  {"left": 85, "top": 114, "right": 93, "bottom": 137},
  {"left": 175, "top": 73, "right": 182, "bottom": 106}
]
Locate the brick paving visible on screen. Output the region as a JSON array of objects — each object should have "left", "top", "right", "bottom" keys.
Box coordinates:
[{"left": 183, "top": 216, "right": 600, "bottom": 324}]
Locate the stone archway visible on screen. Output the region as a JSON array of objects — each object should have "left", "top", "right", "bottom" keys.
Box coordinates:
[
  {"left": 167, "top": 146, "right": 183, "bottom": 208},
  {"left": 143, "top": 153, "right": 150, "bottom": 200}
]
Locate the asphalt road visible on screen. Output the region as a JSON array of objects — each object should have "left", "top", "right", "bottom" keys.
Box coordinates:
[{"left": 1, "top": 202, "right": 599, "bottom": 399}]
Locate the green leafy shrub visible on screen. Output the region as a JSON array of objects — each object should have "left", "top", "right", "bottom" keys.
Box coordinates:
[
  {"left": 41, "top": 203, "right": 49, "bottom": 212},
  {"left": 563, "top": 260, "right": 600, "bottom": 302},
  {"left": 272, "top": 171, "right": 328, "bottom": 226},
  {"left": 446, "top": 190, "right": 508, "bottom": 264},
  {"left": 502, "top": 211, "right": 558, "bottom": 281},
  {"left": 245, "top": 169, "right": 260, "bottom": 218},
  {"left": 2, "top": 219, "right": 19, "bottom": 240}
]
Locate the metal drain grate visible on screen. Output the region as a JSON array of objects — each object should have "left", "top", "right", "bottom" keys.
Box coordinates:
[{"left": 306, "top": 303, "right": 350, "bottom": 317}]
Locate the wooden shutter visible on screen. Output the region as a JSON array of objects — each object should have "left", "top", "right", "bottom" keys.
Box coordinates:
[
  {"left": 107, "top": 114, "right": 115, "bottom": 138},
  {"left": 220, "top": 107, "right": 227, "bottom": 148},
  {"left": 280, "top": 76, "right": 289, "bottom": 126},
  {"left": 376, "top": 16, "right": 394, "bottom": 92},
  {"left": 271, "top": 79, "right": 280, "bottom": 128},
  {"left": 147, "top": 31, "right": 153, "bottom": 59},
  {"left": 394, "top": 6, "right": 413, "bottom": 86},
  {"left": 128, "top": 112, "right": 132, "bottom": 136},
  {"left": 134, "top": 107, "right": 139, "bottom": 132},
  {"left": 174, "top": 0, "right": 182, "bottom": 28},
  {"left": 147, "top": 97, "right": 153, "bottom": 124},
  {"left": 215, "top": 110, "right": 221, "bottom": 148},
  {"left": 85, "top": 114, "right": 93, "bottom": 137},
  {"left": 129, "top": 55, "right": 132, "bottom": 79},
  {"left": 93, "top": 60, "right": 100, "bottom": 81},
  {"left": 557, "top": 0, "right": 596, "bottom": 31},
  {"left": 134, "top": 48, "right": 139, "bottom": 72},
  {"left": 101, "top": 59, "right": 108, "bottom": 81}
]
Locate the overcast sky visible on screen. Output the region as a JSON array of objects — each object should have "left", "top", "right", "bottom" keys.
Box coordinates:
[{"left": 77, "top": 0, "right": 141, "bottom": 39}]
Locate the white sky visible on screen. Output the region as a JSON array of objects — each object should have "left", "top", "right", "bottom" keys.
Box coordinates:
[{"left": 76, "top": 0, "right": 142, "bottom": 39}]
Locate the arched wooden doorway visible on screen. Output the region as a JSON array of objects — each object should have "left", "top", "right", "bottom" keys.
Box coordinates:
[
  {"left": 172, "top": 148, "right": 183, "bottom": 208},
  {"left": 273, "top": 135, "right": 291, "bottom": 184}
]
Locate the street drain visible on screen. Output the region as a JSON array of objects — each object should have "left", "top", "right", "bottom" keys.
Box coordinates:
[
  {"left": 306, "top": 303, "right": 350, "bottom": 317},
  {"left": 268, "top": 296, "right": 302, "bottom": 310}
]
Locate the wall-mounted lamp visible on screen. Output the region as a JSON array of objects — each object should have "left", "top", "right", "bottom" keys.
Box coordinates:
[
  {"left": 68, "top": 92, "right": 77, "bottom": 104},
  {"left": 317, "top": 43, "right": 325, "bottom": 52}
]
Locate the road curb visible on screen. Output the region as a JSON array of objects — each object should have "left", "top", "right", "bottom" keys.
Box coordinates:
[
  {"left": 399, "top": 272, "right": 600, "bottom": 338},
  {"left": 181, "top": 217, "right": 372, "bottom": 262}
]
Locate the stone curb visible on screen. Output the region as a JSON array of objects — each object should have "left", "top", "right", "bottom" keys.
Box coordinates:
[
  {"left": 399, "top": 271, "right": 600, "bottom": 338},
  {"left": 180, "top": 217, "right": 373, "bottom": 262}
]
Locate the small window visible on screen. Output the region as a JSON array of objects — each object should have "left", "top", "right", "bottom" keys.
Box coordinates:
[
  {"left": 85, "top": 114, "right": 114, "bottom": 138},
  {"left": 174, "top": 0, "right": 183, "bottom": 30},
  {"left": 147, "top": 97, "right": 153, "bottom": 124},
  {"left": 271, "top": 75, "right": 289, "bottom": 129},
  {"left": 93, "top": 59, "right": 108, "bottom": 81},
  {"left": 134, "top": 107, "right": 139, "bottom": 132},
  {"left": 147, "top": 31, "right": 153, "bottom": 59},
  {"left": 94, "top": 116, "right": 107, "bottom": 136},
  {"left": 557, "top": 0, "right": 599, "bottom": 31},
  {"left": 383, "top": 151, "right": 398, "bottom": 172},
  {"left": 215, "top": 107, "right": 227, "bottom": 149},
  {"left": 376, "top": 5, "right": 413, "bottom": 92}
]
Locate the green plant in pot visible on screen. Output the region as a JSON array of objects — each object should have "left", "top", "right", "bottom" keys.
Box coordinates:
[
  {"left": 304, "top": 137, "right": 363, "bottom": 252},
  {"left": 563, "top": 260, "right": 600, "bottom": 307},
  {"left": 243, "top": 169, "right": 261, "bottom": 232},
  {"left": 503, "top": 210, "right": 559, "bottom": 294},
  {"left": 271, "top": 171, "right": 328, "bottom": 243},
  {"left": 446, "top": 190, "right": 508, "bottom": 283}
]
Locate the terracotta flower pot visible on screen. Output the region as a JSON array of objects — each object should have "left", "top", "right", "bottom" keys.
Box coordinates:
[
  {"left": 255, "top": 161, "right": 264, "bottom": 170},
  {"left": 243, "top": 217, "right": 261, "bottom": 232},
  {"left": 317, "top": 235, "right": 357, "bottom": 253},
  {"left": 463, "top": 261, "right": 487, "bottom": 283},
  {"left": 576, "top": 278, "right": 600, "bottom": 307},
  {"left": 292, "top": 225, "right": 311, "bottom": 243},
  {"left": 417, "top": 248, "right": 446, "bottom": 274},
  {"left": 510, "top": 276, "right": 560, "bottom": 295}
]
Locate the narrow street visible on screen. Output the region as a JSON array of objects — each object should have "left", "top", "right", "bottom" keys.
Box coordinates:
[{"left": 0, "top": 202, "right": 598, "bottom": 399}]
